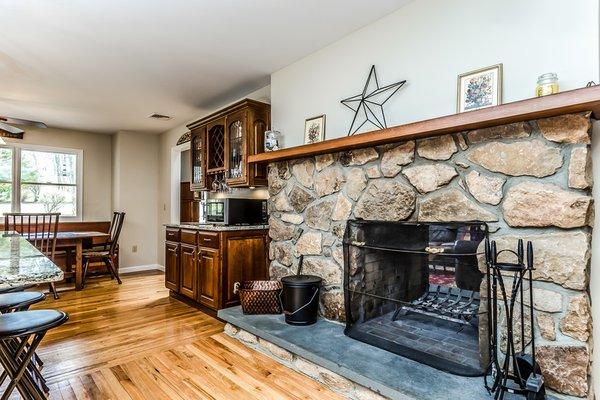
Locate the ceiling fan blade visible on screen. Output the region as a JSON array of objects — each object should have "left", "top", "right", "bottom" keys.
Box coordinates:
[
  {"left": 0, "top": 116, "right": 47, "bottom": 128},
  {"left": 0, "top": 121, "right": 25, "bottom": 135}
]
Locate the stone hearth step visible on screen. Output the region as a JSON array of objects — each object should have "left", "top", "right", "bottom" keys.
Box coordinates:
[{"left": 219, "top": 307, "right": 556, "bottom": 400}]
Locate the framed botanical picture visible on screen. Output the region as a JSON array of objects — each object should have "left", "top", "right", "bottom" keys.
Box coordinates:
[
  {"left": 304, "top": 115, "right": 326, "bottom": 144},
  {"left": 457, "top": 64, "right": 503, "bottom": 113}
]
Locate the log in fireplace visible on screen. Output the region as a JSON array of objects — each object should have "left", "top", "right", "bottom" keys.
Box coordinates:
[{"left": 343, "top": 219, "right": 488, "bottom": 376}]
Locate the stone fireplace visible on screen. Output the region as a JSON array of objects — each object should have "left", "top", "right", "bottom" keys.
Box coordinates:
[
  {"left": 343, "top": 219, "right": 487, "bottom": 377},
  {"left": 267, "top": 112, "right": 593, "bottom": 398}
]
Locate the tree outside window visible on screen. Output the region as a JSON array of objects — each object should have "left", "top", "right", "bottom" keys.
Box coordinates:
[{"left": 0, "top": 146, "right": 80, "bottom": 218}]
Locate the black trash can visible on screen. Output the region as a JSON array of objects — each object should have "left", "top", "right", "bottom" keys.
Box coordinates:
[{"left": 280, "top": 275, "right": 322, "bottom": 326}]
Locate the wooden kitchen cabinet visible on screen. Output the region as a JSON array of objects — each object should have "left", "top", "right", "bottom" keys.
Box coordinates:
[
  {"left": 197, "top": 247, "right": 219, "bottom": 309},
  {"left": 243, "top": 102, "right": 269, "bottom": 187},
  {"left": 206, "top": 118, "right": 226, "bottom": 173},
  {"left": 222, "top": 231, "right": 269, "bottom": 308},
  {"left": 190, "top": 126, "right": 206, "bottom": 190},
  {"left": 180, "top": 182, "right": 200, "bottom": 222},
  {"left": 187, "top": 99, "right": 270, "bottom": 190},
  {"left": 225, "top": 109, "right": 247, "bottom": 185},
  {"left": 164, "top": 241, "right": 180, "bottom": 292},
  {"left": 164, "top": 227, "right": 269, "bottom": 311},
  {"left": 179, "top": 243, "right": 197, "bottom": 300}
]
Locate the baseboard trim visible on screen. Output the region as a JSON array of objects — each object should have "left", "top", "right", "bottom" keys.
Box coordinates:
[{"left": 120, "top": 264, "right": 165, "bottom": 274}]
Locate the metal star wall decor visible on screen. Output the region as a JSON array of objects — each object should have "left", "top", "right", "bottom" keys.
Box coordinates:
[{"left": 341, "top": 65, "right": 406, "bottom": 136}]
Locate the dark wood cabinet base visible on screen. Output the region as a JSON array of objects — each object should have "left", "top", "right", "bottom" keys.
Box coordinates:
[{"left": 165, "top": 227, "right": 269, "bottom": 312}]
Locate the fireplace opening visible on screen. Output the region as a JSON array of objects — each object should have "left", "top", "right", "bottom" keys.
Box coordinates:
[{"left": 343, "top": 220, "right": 488, "bottom": 377}]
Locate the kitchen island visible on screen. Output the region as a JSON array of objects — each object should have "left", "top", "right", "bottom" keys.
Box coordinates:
[
  {"left": 0, "top": 233, "right": 64, "bottom": 290},
  {"left": 164, "top": 224, "right": 269, "bottom": 312}
]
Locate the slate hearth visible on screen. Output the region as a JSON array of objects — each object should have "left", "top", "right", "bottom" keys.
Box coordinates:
[{"left": 219, "top": 307, "right": 555, "bottom": 400}]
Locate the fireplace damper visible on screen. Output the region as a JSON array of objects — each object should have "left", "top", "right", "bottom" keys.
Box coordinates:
[{"left": 343, "top": 220, "right": 488, "bottom": 377}]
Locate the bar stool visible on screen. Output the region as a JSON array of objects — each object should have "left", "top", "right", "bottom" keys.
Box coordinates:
[
  {"left": 0, "top": 310, "right": 68, "bottom": 399},
  {"left": 0, "top": 292, "right": 49, "bottom": 395},
  {"left": 0, "top": 291, "right": 48, "bottom": 372},
  {"left": 0, "top": 292, "right": 46, "bottom": 313},
  {"left": 0, "top": 285, "right": 35, "bottom": 294}
]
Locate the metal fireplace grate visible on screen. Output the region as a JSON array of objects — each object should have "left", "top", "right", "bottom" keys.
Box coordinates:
[
  {"left": 392, "top": 284, "right": 480, "bottom": 325},
  {"left": 343, "top": 220, "right": 488, "bottom": 377}
]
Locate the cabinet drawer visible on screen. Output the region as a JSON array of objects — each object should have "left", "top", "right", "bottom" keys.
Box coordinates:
[
  {"left": 166, "top": 228, "right": 180, "bottom": 242},
  {"left": 198, "top": 231, "right": 219, "bottom": 248},
  {"left": 180, "top": 229, "right": 198, "bottom": 245}
]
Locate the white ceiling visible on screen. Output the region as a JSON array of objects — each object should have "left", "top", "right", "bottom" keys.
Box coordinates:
[{"left": 0, "top": 0, "right": 410, "bottom": 134}]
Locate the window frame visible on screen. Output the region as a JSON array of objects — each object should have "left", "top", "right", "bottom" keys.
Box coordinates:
[
  {"left": 0, "top": 143, "right": 84, "bottom": 221},
  {"left": 0, "top": 147, "right": 15, "bottom": 214}
]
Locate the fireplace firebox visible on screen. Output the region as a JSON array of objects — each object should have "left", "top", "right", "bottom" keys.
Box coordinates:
[{"left": 343, "top": 220, "right": 488, "bottom": 377}]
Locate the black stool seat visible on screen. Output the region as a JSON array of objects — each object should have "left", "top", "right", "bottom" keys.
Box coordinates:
[
  {"left": 0, "top": 310, "right": 68, "bottom": 338},
  {"left": 0, "top": 285, "right": 35, "bottom": 294},
  {"left": 0, "top": 292, "right": 45, "bottom": 313}
]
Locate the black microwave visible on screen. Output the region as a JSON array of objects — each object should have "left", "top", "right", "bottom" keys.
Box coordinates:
[{"left": 203, "top": 198, "right": 268, "bottom": 225}]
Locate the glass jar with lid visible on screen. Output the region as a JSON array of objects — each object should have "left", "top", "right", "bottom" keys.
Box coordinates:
[{"left": 536, "top": 73, "right": 559, "bottom": 97}]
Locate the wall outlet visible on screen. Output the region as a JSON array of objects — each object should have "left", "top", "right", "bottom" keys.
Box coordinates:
[{"left": 132, "top": 245, "right": 138, "bottom": 253}]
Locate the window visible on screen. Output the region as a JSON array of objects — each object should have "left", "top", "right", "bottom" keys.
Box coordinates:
[
  {"left": 0, "top": 148, "right": 13, "bottom": 216},
  {"left": 0, "top": 144, "right": 82, "bottom": 219}
]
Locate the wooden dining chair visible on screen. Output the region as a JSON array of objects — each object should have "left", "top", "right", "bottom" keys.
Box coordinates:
[
  {"left": 82, "top": 211, "right": 125, "bottom": 287},
  {"left": 3, "top": 213, "right": 61, "bottom": 299}
]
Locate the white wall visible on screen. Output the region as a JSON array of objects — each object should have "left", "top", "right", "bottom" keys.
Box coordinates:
[
  {"left": 112, "top": 131, "right": 159, "bottom": 268},
  {"left": 180, "top": 150, "right": 191, "bottom": 183},
  {"left": 157, "top": 85, "right": 271, "bottom": 266},
  {"left": 271, "top": 0, "right": 599, "bottom": 147},
  {"left": 3, "top": 126, "right": 112, "bottom": 221}
]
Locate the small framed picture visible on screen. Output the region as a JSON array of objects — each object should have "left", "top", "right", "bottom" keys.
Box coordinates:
[
  {"left": 304, "top": 115, "right": 326, "bottom": 144},
  {"left": 457, "top": 64, "right": 503, "bottom": 113}
]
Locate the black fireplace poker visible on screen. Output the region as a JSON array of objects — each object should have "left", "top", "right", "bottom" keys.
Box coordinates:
[{"left": 484, "top": 239, "right": 546, "bottom": 400}]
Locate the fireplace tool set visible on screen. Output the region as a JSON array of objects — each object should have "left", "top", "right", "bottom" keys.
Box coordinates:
[{"left": 484, "top": 238, "right": 546, "bottom": 399}]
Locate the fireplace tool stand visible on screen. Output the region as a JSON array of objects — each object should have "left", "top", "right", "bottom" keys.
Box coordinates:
[{"left": 484, "top": 239, "right": 545, "bottom": 400}]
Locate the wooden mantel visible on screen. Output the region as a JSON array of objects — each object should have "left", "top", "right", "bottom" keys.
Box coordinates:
[{"left": 249, "top": 86, "right": 600, "bottom": 164}]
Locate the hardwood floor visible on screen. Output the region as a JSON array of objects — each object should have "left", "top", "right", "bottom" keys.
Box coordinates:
[{"left": 21, "top": 272, "right": 342, "bottom": 400}]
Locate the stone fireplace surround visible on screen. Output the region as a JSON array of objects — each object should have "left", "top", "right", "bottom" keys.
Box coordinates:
[{"left": 264, "top": 112, "right": 594, "bottom": 398}]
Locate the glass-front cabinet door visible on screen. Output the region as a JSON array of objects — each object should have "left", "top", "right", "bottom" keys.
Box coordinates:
[
  {"left": 185, "top": 100, "right": 270, "bottom": 189},
  {"left": 190, "top": 126, "right": 206, "bottom": 190},
  {"left": 206, "top": 118, "right": 225, "bottom": 172},
  {"left": 225, "top": 110, "right": 247, "bottom": 185}
]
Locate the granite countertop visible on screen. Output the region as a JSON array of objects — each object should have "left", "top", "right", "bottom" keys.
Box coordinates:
[
  {"left": 165, "top": 223, "right": 269, "bottom": 232},
  {"left": 0, "top": 233, "right": 64, "bottom": 289}
]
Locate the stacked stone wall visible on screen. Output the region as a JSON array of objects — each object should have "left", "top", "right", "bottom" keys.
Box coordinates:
[{"left": 266, "top": 112, "right": 593, "bottom": 397}]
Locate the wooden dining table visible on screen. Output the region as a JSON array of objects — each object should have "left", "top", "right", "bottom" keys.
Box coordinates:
[{"left": 54, "top": 231, "right": 110, "bottom": 290}]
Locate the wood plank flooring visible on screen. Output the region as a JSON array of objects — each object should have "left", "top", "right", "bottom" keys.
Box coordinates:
[{"left": 18, "top": 272, "right": 342, "bottom": 400}]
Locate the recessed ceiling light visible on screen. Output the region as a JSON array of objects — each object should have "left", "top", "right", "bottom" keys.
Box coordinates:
[{"left": 147, "top": 113, "right": 172, "bottom": 120}]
